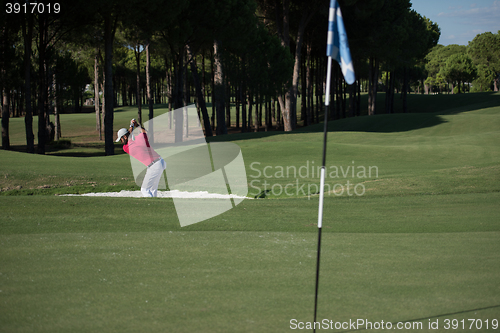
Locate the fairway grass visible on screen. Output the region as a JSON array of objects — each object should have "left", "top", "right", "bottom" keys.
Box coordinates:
[
  {"left": 1, "top": 230, "right": 498, "bottom": 332},
  {"left": 1, "top": 92, "right": 499, "bottom": 332},
  {"left": 1, "top": 193, "right": 499, "bottom": 234}
]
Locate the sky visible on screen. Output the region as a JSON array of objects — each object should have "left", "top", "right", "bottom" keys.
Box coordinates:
[{"left": 410, "top": 0, "right": 500, "bottom": 46}]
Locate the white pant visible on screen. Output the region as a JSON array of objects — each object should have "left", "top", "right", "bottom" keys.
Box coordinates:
[{"left": 141, "top": 158, "right": 167, "bottom": 197}]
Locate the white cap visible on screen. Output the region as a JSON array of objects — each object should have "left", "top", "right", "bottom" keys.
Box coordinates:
[{"left": 115, "top": 128, "right": 128, "bottom": 142}]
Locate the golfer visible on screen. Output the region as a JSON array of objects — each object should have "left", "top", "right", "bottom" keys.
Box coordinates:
[{"left": 116, "top": 119, "right": 166, "bottom": 197}]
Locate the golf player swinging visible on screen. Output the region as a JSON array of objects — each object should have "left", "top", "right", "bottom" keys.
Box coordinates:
[{"left": 116, "top": 119, "right": 166, "bottom": 197}]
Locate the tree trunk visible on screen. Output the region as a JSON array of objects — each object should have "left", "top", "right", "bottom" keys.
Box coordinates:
[
  {"left": 210, "top": 50, "right": 215, "bottom": 130},
  {"left": 385, "top": 70, "right": 395, "bottom": 114},
  {"left": 332, "top": 65, "right": 338, "bottom": 119},
  {"left": 183, "top": 57, "right": 189, "bottom": 139},
  {"left": 254, "top": 92, "right": 259, "bottom": 132},
  {"left": 403, "top": 67, "right": 408, "bottom": 113},
  {"left": 135, "top": 44, "right": 142, "bottom": 124},
  {"left": 305, "top": 40, "right": 313, "bottom": 126},
  {"left": 1, "top": 88, "right": 10, "bottom": 150},
  {"left": 53, "top": 73, "right": 61, "bottom": 141},
  {"left": 94, "top": 48, "right": 101, "bottom": 140},
  {"left": 172, "top": 51, "right": 184, "bottom": 109},
  {"left": 202, "top": 52, "right": 206, "bottom": 102},
  {"left": 235, "top": 84, "right": 240, "bottom": 129},
  {"left": 341, "top": 80, "right": 346, "bottom": 118},
  {"left": 23, "top": 13, "right": 34, "bottom": 153},
  {"left": 348, "top": 82, "right": 355, "bottom": 118},
  {"left": 275, "top": 0, "right": 290, "bottom": 130},
  {"left": 172, "top": 51, "right": 184, "bottom": 142},
  {"left": 101, "top": 79, "right": 105, "bottom": 127},
  {"left": 271, "top": 98, "right": 276, "bottom": 128},
  {"left": 265, "top": 99, "right": 270, "bottom": 131},
  {"left": 104, "top": 14, "right": 115, "bottom": 156},
  {"left": 368, "top": 57, "right": 379, "bottom": 116},
  {"left": 247, "top": 93, "right": 253, "bottom": 129},
  {"left": 247, "top": 93, "right": 252, "bottom": 130},
  {"left": 241, "top": 77, "right": 247, "bottom": 133},
  {"left": 186, "top": 44, "right": 212, "bottom": 137},
  {"left": 356, "top": 80, "right": 361, "bottom": 116},
  {"left": 385, "top": 71, "right": 391, "bottom": 114},
  {"left": 54, "top": 107, "right": 60, "bottom": 141},
  {"left": 315, "top": 56, "right": 321, "bottom": 122},
  {"left": 336, "top": 68, "right": 341, "bottom": 118},
  {"left": 213, "top": 40, "right": 227, "bottom": 135},
  {"left": 225, "top": 79, "right": 231, "bottom": 128},
  {"left": 289, "top": 11, "right": 312, "bottom": 130},
  {"left": 145, "top": 42, "right": 155, "bottom": 142},
  {"left": 184, "top": 49, "right": 189, "bottom": 106},
  {"left": 276, "top": 99, "right": 281, "bottom": 128},
  {"left": 1, "top": 24, "right": 10, "bottom": 150},
  {"left": 165, "top": 58, "right": 173, "bottom": 110},
  {"left": 329, "top": 63, "right": 336, "bottom": 120},
  {"left": 389, "top": 71, "right": 395, "bottom": 113},
  {"left": 37, "top": 14, "right": 48, "bottom": 154},
  {"left": 300, "top": 50, "right": 306, "bottom": 125}
]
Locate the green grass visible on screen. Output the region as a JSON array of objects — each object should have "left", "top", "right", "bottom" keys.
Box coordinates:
[
  {"left": 1, "top": 231, "right": 497, "bottom": 332},
  {"left": 1, "top": 92, "right": 499, "bottom": 332}
]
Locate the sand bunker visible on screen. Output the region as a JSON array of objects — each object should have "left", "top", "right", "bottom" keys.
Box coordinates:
[{"left": 62, "top": 190, "right": 249, "bottom": 199}]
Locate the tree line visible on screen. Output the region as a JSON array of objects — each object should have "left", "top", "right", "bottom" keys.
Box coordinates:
[
  {"left": 1, "top": 0, "right": 496, "bottom": 155},
  {"left": 425, "top": 31, "right": 500, "bottom": 94}
]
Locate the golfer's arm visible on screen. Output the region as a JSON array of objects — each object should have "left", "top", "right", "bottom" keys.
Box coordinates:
[{"left": 129, "top": 123, "right": 147, "bottom": 134}]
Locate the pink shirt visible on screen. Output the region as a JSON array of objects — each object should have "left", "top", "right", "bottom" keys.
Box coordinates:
[{"left": 123, "top": 133, "right": 160, "bottom": 166}]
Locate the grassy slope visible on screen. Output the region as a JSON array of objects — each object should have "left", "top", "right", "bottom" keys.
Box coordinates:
[{"left": 1, "top": 92, "right": 499, "bottom": 332}]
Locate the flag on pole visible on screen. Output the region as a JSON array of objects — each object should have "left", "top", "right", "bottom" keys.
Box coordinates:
[
  {"left": 313, "top": 2, "right": 355, "bottom": 331},
  {"left": 326, "top": 0, "right": 355, "bottom": 84}
]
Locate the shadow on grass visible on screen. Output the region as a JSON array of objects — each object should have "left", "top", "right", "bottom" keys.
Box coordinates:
[
  {"left": 7, "top": 143, "right": 129, "bottom": 157},
  {"left": 48, "top": 143, "right": 130, "bottom": 157},
  {"left": 210, "top": 92, "right": 498, "bottom": 142},
  {"left": 207, "top": 113, "right": 448, "bottom": 143},
  {"left": 337, "top": 304, "right": 500, "bottom": 332},
  {"left": 326, "top": 113, "right": 447, "bottom": 133},
  {"left": 407, "top": 91, "right": 500, "bottom": 115},
  {"left": 113, "top": 103, "right": 173, "bottom": 114}
]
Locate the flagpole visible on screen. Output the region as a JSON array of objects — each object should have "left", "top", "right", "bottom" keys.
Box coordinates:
[
  {"left": 314, "top": 0, "right": 347, "bottom": 329},
  {"left": 313, "top": 54, "right": 332, "bottom": 332},
  {"left": 314, "top": 1, "right": 355, "bottom": 329}
]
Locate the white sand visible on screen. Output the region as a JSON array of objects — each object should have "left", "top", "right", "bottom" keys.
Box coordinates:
[{"left": 62, "top": 190, "right": 249, "bottom": 199}]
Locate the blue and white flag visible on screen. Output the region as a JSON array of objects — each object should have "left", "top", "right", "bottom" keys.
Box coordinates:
[{"left": 326, "top": 0, "right": 355, "bottom": 84}]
